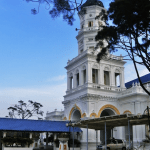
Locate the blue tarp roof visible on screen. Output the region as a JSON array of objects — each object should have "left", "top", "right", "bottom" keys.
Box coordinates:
[
  {"left": 125, "top": 73, "right": 150, "bottom": 89},
  {"left": 0, "top": 118, "right": 82, "bottom": 132}
]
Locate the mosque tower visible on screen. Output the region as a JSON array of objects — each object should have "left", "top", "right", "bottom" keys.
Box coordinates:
[{"left": 62, "top": 0, "right": 126, "bottom": 149}]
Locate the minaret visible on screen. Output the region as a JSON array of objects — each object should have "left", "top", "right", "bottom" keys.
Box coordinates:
[
  {"left": 63, "top": 1, "right": 126, "bottom": 149},
  {"left": 76, "top": 0, "right": 106, "bottom": 54}
]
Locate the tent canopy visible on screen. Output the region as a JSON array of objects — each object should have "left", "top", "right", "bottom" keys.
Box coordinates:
[
  {"left": 0, "top": 118, "right": 82, "bottom": 132},
  {"left": 70, "top": 114, "right": 149, "bottom": 130}
]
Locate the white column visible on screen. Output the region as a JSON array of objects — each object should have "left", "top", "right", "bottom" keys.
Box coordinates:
[
  {"left": 86, "top": 63, "right": 91, "bottom": 83},
  {"left": 73, "top": 73, "right": 76, "bottom": 89},
  {"left": 109, "top": 71, "right": 112, "bottom": 86},
  {"left": 83, "top": 39, "right": 86, "bottom": 51},
  {"left": 111, "top": 67, "right": 115, "bottom": 86},
  {"left": 79, "top": 69, "right": 82, "bottom": 86},
  {"left": 120, "top": 68, "right": 125, "bottom": 88},
  {"left": 3, "top": 132, "right": 6, "bottom": 137},
  {"left": 30, "top": 133, "right": 32, "bottom": 139},
  {"left": 99, "top": 65, "right": 103, "bottom": 85},
  {"left": 98, "top": 69, "right": 100, "bottom": 84},
  {"left": 53, "top": 133, "right": 57, "bottom": 150},
  {"left": 67, "top": 74, "right": 70, "bottom": 90}
]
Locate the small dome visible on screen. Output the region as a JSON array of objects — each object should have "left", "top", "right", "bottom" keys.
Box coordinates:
[{"left": 81, "top": 0, "right": 104, "bottom": 9}]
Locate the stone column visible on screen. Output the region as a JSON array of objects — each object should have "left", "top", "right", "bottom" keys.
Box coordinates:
[
  {"left": 109, "top": 71, "right": 112, "bottom": 86},
  {"left": 99, "top": 65, "right": 103, "bottom": 85},
  {"left": 29, "top": 133, "right": 32, "bottom": 139},
  {"left": 120, "top": 68, "right": 125, "bottom": 88},
  {"left": 111, "top": 67, "right": 115, "bottom": 86},
  {"left": 67, "top": 74, "right": 70, "bottom": 90},
  {"left": 3, "top": 132, "right": 6, "bottom": 138},
  {"left": 73, "top": 73, "right": 76, "bottom": 89},
  {"left": 79, "top": 69, "right": 82, "bottom": 86},
  {"left": 86, "top": 63, "right": 91, "bottom": 83},
  {"left": 98, "top": 69, "right": 100, "bottom": 84}
]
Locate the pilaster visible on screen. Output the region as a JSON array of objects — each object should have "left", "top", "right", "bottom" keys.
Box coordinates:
[
  {"left": 73, "top": 73, "right": 77, "bottom": 89},
  {"left": 79, "top": 68, "right": 83, "bottom": 86}
]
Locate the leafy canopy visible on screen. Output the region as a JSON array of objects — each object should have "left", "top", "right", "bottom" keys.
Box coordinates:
[
  {"left": 95, "top": 0, "right": 150, "bottom": 94},
  {"left": 26, "top": 0, "right": 84, "bottom": 25}
]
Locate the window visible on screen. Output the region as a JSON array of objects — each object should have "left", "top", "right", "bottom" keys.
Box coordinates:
[
  {"left": 77, "top": 73, "right": 79, "bottom": 86},
  {"left": 80, "top": 49, "right": 83, "bottom": 53},
  {"left": 115, "top": 73, "right": 120, "bottom": 86},
  {"left": 104, "top": 71, "right": 110, "bottom": 85},
  {"left": 117, "top": 140, "right": 123, "bottom": 144},
  {"left": 70, "top": 76, "right": 73, "bottom": 89},
  {"left": 92, "top": 69, "right": 98, "bottom": 83},
  {"left": 88, "top": 21, "right": 93, "bottom": 27},
  {"left": 81, "top": 24, "right": 84, "bottom": 29}
]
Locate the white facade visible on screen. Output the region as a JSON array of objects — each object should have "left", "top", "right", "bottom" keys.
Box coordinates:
[{"left": 46, "top": 1, "right": 150, "bottom": 150}]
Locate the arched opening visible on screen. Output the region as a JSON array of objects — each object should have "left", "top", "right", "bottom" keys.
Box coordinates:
[
  {"left": 100, "top": 109, "right": 115, "bottom": 143},
  {"left": 71, "top": 109, "right": 81, "bottom": 122}
]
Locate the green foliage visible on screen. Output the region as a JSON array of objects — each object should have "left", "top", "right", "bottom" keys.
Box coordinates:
[
  {"left": 6, "top": 100, "right": 44, "bottom": 119},
  {"left": 25, "top": 0, "right": 84, "bottom": 25},
  {"left": 1, "top": 137, "right": 33, "bottom": 147},
  {"left": 95, "top": 0, "right": 150, "bottom": 95}
]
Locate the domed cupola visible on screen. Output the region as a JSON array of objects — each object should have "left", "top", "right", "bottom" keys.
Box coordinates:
[
  {"left": 76, "top": 0, "right": 106, "bottom": 55},
  {"left": 81, "top": 0, "right": 104, "bottom": 9}
]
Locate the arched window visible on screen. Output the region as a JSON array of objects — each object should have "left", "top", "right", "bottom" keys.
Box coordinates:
[{"left": 88, "top": 21, "right": 93, "bottom": 27}]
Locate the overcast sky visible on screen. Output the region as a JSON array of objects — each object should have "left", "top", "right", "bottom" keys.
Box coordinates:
[{"left": 0, "top": 0, "right": 149, "bottom": 118}]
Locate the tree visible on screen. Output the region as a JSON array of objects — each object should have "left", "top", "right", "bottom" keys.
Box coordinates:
[
  {"left": 6, "top": 100, "right": 44, "bottom": 119},
  {"left": 95, "top": 0, "right": 150, "bottom": 95},
  {"left": 25, "top": 0, "right": 84, "bottom": 25}
]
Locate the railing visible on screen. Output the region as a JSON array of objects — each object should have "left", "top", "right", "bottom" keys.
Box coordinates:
[
  {"left": 120, "top": 82, "right": 150, "bottom": 96},
  {"left": 66, "top": 83, "right": 125, "bottom": 95}
]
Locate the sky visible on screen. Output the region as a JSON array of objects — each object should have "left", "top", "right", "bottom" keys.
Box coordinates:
[{"left": 0, "top": 0, "right": 149, "bottom": 118}]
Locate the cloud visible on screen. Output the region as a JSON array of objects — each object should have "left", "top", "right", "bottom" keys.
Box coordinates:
[
  {"left": 47, "top": 75, "right": 66, "bottom": 82},
  {"left": 0, "top": 83, "right": 67, "bottom": 118}
]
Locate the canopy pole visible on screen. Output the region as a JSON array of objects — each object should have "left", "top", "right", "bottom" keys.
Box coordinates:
[
  {"left": 105, "top": 122, "right": 107, "bottom": 150},
  {"left": 87, "top": 124, "right": 88, "bottom": 150},
  {"left": 73, "top": 127, "right": 74, "bottom": 150},
  {"left": 46, "top": 132, "right": 48, "bottom": 149},
  {"left": 96, "top": 130, "right": 98, "bottom": 148},
  {"left": 111, "top": 128, "right": 113, "bottom": 138},
  {"left": 132, "top": 125, "right": 133, "bottom": 150},
  {"left": 128, "top": 119, "right": 131, "bottom": 150},
  {"left": 69, "top": 125, "right": 70, "bottom": 150}
]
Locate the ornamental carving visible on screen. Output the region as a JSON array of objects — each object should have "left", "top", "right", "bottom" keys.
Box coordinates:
[
  {"left": 104, "top": 65, "right": 110, "bottom": 71},
  {"left": 92, "top": 63, "right": 99, "bottom": 69},
  {"left": 115, "top": 68, "right": 120, "bottom": 73},
  {"left": 98, "top": 104, "right": 120, "bottom": 117}
]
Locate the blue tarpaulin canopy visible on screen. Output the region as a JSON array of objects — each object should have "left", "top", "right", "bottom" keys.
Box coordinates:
[
  {"left": 0, "top": 118, "right": 82, "bottom": 132},
  {"left": 125, "top": 73, "right": 150, "bottom": 89}
]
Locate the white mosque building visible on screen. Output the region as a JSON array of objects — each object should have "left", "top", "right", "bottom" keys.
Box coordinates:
[{"left": 46, "top": 0, "right": 150, "bottom": 149}]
